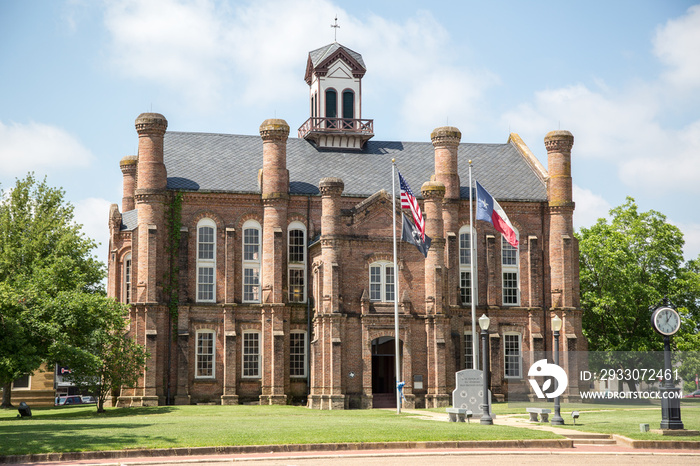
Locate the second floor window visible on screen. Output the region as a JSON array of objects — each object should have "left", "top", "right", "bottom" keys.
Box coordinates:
[
  {"left": 502, "top": 234, "right": 519, "bottom": 306},
  {"left": 197, "top": 219, "right": 216, "bottom": 302},
  {"left": 369, "top": 261, "right": 394, "bottom": 302},
  {"left": 243, "top": 221, "right": 261, "bottom": 303},
  {"left": 288, "top": 222, "right": 306, "bottom": 303}
]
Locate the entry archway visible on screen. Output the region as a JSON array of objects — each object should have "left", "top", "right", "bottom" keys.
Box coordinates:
[{"left": 371, "top": 336, "right": 403, "bottom": 408}]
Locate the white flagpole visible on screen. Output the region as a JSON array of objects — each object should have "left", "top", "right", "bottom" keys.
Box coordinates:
[
  {"left": 469, "top": 161, "right": 478, "bottom": 370},
  {"left": 391, "top": 159, "right": 401, "bottom": 414}
]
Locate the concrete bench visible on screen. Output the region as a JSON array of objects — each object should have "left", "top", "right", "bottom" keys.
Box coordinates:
[
  {"left": 446, "top": 408, "right": 473, "bottom": 422},
  {"left": 526, "top": 407, "right": 551, "bottom": 423}
]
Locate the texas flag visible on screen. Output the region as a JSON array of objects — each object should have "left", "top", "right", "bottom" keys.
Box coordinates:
[{"left": 476, "top": 181, "right": 519, "bottom": 248}]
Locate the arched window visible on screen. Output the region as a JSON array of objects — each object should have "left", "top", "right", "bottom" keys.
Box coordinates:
[
  {"left": 197, "top": 219, "right": 216, "bottom": 303},
  {"left": 195, "top": 329, "right": 215, "bottom": 378},
  {"left": 123, "top": 252, "right": 132, "bottom": 304},
  {"left": 342, "top": 90, "right": 354, "bottom": 119},
  {"left": 242, "top": 220, "right": 261, "bottom": 303},
  {"left": 369, "top": 261, "right": 395, "bottom": 302},
  {"left": 325, "top": 89, "right": 337, "bottom": 117},
  {"left": 288, "top": 221, "right": 306, "bottom": 303},
  {"left": 501, "top": 231, "right": 519, "bottom": 306},
  {"left": 504, "top": 332, "right": 522, "bottom": 378},
  {"left": 459, "top": 225, "right": 477, "bottom": 306}
]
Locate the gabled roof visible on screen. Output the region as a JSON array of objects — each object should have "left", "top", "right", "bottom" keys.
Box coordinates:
[
  {"left": 164, "top": 132, "right": 548, "bottom": 202},
  {"left": 305, "top": 42, "right": 366, "bottom": 84}
]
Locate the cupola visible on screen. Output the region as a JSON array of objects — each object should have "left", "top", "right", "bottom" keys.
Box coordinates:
[{"left": 298, "top": 43, "right": 374, "bottom": 150}]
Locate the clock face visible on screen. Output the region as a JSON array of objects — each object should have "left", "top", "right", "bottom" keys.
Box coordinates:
[{"left": 652, "top": 307, "right": 681, "bottom": 335}]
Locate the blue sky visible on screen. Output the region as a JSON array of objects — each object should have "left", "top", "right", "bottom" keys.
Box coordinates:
[{"left": 1, "top": 0, "right": 700, "bottom": 265}]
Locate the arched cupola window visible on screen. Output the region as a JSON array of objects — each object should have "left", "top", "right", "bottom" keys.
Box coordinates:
[
  {"left": 342, "top": 90, "right": 354, "bottom": 119},
  {"left": 325, "top": 89, "right": 337, "bottom": 118}
]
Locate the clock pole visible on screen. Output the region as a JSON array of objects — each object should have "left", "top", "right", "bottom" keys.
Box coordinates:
[{"left": 652, "top": 300, "right": 684, "bottom": 430}]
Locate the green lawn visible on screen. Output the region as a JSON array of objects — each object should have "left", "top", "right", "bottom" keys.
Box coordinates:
[{"left": 0, "top": 405, "right": 559, "bottom": 456}]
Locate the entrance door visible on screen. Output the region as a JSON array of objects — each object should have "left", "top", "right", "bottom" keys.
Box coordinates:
[{"left": 371, "top": 337, "right": 401, "bottom": 408}]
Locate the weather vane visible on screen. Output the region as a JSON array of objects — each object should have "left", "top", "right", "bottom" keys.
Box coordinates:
[{"left": 331, "top": 15, "right": 340, "bottom": 42}]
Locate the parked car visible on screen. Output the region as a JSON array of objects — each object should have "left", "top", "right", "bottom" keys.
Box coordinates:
[
  {"left": 57, "top": 395, "right": 83, "bottom": 406},
  {"left": 683, "top": 389, "right": 700, "bottom": 398},
  {"left": 81, "top": 396, "right": 96, "bottom": 404}
]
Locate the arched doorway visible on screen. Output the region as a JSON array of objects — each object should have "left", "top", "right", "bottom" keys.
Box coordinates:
[{"left": 371, "top": 336, "right": 402, "bottom": 408}]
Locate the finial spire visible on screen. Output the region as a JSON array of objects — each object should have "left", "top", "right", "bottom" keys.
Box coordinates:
[{"left": 331, "top": 15, "right": 340, "bottom": 42}]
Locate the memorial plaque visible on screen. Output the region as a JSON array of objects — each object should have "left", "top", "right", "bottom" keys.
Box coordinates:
[{"left": 452, "top": 369, "right": 491, "bottom": 416}]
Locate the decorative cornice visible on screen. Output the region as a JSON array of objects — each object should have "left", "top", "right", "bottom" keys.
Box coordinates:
[
  {"left": 430, "top": 126, "right": 461, "bottom": 147},
  {"left": 544, "top": 130, "right": 574, "bottom": 152},
  {"left": 135, "top": 113, "right": 168, "bottom": 136},
  {"left": 421, "top": 181, "right": 446, "bottom": 199},
  {"left": 259, "top": 119, "right": 290, "bottom": 142},
  {"left": 319, "top": 177, "right": 344, "bottom": 196}
]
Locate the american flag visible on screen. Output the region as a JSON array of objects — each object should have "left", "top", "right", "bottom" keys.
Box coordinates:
[{"left": 398, "top": 170, "right": 425, "bottom": 240}]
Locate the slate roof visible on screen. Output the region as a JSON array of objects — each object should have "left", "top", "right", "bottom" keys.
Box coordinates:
[
  {"left": 309, "top": 42, "right": 366, "bottom": 70},
  {"left": 121, "top": 209, "right": 138, "bottom": 231},
  {"left": 164, "top": 132, "right": 547, "bottom": 202}
]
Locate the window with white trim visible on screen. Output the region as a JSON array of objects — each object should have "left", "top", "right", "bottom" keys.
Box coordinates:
[
  {"left": 197, "top": 219, "right": 216, "bottom": 303},
  {"left": 459, "top": 226, "right": 476, "bottom": 306},
  {"left": 195, "top": 330, "right": 215, "bottom": 378},
  {"left": 501, "top": 233, "right": 519, "bottom": 306},
  {"left": 464, "top": 332, "right": 474, "bottom": 370},
  {"left": 289, "top": 331, "right": 306, "bottom": 378},
  {"left": 12, "top": 374, "right": 30, "bottom": 390},
  {"left": 504, "top": 333, "right": 522, "bottom": 378},
  {"left": 242, "top": 331, "right": 260, "bottom": 378},
  {"left": 124, "top": 253, "right": 132, "bottom": 304},
  {"left": 288, "top": 222, "right": 306, "bottom": 303},
  {"left": 242, "top": 221, "right": 261, "bottom": 303},
  {"left": 369, "top": 261, "right": 394, "bottom": 302}
]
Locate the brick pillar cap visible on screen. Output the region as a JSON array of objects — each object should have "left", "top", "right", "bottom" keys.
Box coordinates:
[
  {"left": 135, "top": 113, "right": 168, "bottom": 135},
  {"left": 319, "top": 177, "right": 344, "bottom": 194},
  {"left": 544, "top": 130, "right": 574, "bottom": 145},
  {"left": 260, "top": 119, "right": 290, "bottom": 139},
  {"left": 430, "top": 126, "right": 462, "bottom": 145},
  {"left": 120, "top": 155, "right": 138, "bottom": 168},
  {"left": 421, "top": 180, "right": 446, "bottom": 198}
]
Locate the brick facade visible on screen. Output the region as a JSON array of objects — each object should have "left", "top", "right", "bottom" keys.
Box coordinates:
[{"left": 107, "top": 44, "right": 586, "bottom": 409}]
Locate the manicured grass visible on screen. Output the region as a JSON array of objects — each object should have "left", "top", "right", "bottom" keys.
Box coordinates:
[
  {"left": 0, "top": 405, "right": 559, "bottom": 456},
  {"left": 542, "top": 405, "right": 700, "bottom": 440}
]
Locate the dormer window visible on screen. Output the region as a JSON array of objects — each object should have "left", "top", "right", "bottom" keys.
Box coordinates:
[
  {"left": 325, "top": 89, "right": 337, "bottom": 118},
  {"left": 342, "top": 90, "right": 354, "bottom": 119}
]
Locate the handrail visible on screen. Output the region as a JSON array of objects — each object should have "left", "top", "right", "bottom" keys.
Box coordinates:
[{"left": 298, "top": 117, "right": 374, "bottom": 139}]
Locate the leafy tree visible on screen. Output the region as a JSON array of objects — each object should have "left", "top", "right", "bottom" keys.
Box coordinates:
[
  {"left": 55, "top": 294, "right": 148, "bottom": 413},
  {"left": 577, "top": 198, "right": 700, "bottom": 391},
  {"left": 0, "top": 174, "right": 104, "bottom": 407}
]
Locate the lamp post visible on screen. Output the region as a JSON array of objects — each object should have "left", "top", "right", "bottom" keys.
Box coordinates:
[
  {"left": 551, "top": 314, "right": 564, "bottom": 425},
  {"left": 478, "top": 313, "right": 493, "bottom": 425}
]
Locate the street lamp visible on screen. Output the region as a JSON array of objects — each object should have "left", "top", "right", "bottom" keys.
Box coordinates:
[
  {"left": 551, "top": 314, "right": 564, "bottom": 425},
  {"left": 478, "top": 313, "right": 493, "bottom": 425}
]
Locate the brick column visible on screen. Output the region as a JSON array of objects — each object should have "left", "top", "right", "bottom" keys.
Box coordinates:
[
  {"left": 431, "top": 127, "right": 461, "bottom": 307},
  {"left": 544, "top": 130, "right": 576, "bottom": 309},
  {"left": 120, "top": 155, "right": 138, "bottom": 212},
  {"left": 319, "top": 177, "right": 344, "bottom": 314}
]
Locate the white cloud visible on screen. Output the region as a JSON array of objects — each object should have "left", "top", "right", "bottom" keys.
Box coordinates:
[
  {"left": 73, "top": 197, "right": 113, "bottom": 263},
  {"left": 675, "top": 221, "right": 700, "bottom": 261},
  {"left": 0, "top": 121, "right": 93, "bottom": 176},
  {"left": 101, "top": 0, "right": 492, "bottom": 132},
  {"left": 573, "top": 185, "right": 611, "bottom": 231},
  {"left": 653, "top": 4, "right": 700, "bottom": 91}
]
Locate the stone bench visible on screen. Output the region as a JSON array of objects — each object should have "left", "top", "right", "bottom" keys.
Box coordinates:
[
  {"left": 526, "top": 407, "right": 551, "bottom": 423},
  {"left": 446, "top": 408, "right": 473, "bottom": 422}
]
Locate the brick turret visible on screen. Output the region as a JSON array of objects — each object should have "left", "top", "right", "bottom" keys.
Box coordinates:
[
  {"left": 120, "top": 155, "right": 138, "bottom": 212},
  {"left": 260, "top": 119, "right": 290, "bottom": 304},
  {"left": 544, "top": 130, "right": 577, "bottom": 309},
  {"left": 134, "top": 112, "right": 168, "bottom": 304},
  {"left": 319, "top": 177, "right": 344, "bottom": 313},
  {"left": 431, "top": 126, "right": 461, "bottom": 306}
]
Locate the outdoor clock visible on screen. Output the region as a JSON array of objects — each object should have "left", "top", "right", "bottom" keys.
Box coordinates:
[{"left": 651, "top": 306, "right": 681, "bottom": 336}]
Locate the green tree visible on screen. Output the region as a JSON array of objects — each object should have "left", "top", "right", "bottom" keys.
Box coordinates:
[
  {"left": 577, "top": 198, "right": 700, "bottom": 392},
  {"left": 0, "top": 174, "right": 104, "bottom": 407},
  {"left": 577, "top": 197, "right": 688, "bottom": 353},
  {"left": 55, "top": 294, "right": 147, "bottom": 413}
]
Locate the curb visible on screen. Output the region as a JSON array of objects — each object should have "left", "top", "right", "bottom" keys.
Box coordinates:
[
  {"left": 613, "top": 435, "right": 700, "bottom": 450},
  {"left": 0, "top": 439, "right": 573, "bottom": 464}
]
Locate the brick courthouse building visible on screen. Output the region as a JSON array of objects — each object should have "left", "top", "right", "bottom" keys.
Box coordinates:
[{"left": 107, "top": 42, "right": 585, "bottom": 409}]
